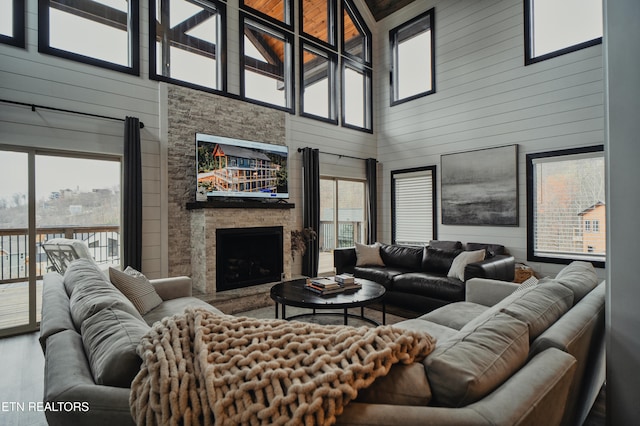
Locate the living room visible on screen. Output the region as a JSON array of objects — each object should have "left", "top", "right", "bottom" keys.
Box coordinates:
[{"left": 0, "top": 0, "right": 638, "bottom": 424}]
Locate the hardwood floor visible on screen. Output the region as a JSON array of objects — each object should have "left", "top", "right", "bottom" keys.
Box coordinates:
[
  {"left": 0, "top": 329, "right": 605, "bottom": 426},
  {"left": 0, "top": 332, "right": 47, "bottom": 426}
]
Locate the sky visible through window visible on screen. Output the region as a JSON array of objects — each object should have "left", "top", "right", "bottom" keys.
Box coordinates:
[{"left": 0, "top": 0, "right": 13, "bottom": 37}]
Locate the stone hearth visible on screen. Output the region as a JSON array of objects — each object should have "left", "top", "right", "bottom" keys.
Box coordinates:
[{"left": 190, "top": 205, "right": 293, "bottom": 294}]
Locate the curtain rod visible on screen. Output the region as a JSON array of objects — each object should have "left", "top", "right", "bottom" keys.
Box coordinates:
[
  {"left": 297, "top": 147, "right": 375, "bottom": 162},
  {"left": 1, "top": 99, "right": 145, "bottom": 129}
]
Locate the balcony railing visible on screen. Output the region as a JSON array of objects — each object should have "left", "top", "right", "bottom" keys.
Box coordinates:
[
  {"left": 0, "top": 226, "right": 120, "bottom": 284},
  {"left": 319, "top": 221, "right": 363, "bottom": 251}
]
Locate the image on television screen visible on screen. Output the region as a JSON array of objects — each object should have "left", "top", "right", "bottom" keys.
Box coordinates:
[{"left": 196, "top": 134, "right": 289, "bottom": 199}]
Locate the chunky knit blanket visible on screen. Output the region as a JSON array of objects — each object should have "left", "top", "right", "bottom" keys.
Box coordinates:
[{"left": 130, "top": 308, "right": 435, "bottom": 426}]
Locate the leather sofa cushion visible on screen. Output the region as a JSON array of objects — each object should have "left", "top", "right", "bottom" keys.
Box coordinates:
[
  {"left": 424, "top": 312, "right": 529, "bottom": 407},
  {"left": 354, "top": 266, "right": 407, "bottom": 288},
  {"left": 465, "top": 242, "right": 506, "bottom": 258},
  {"left": 501, "top": 278, "right": 574, "bottom": 341},
  {"left": 356, "top": 363, "right": 432, "bottom": 406},
  {"left": 428, "top": 240, "right": 462, "bottom": 250},
  {"left": 393, "top": 272, "right": 465, "bottom": 302},
  {"left": 68, "top": 260, "right": 144, "bottom": 330},
  {"left": 422, "top": 247, "right": 462, "bottom": 274},
  {"left": 379, "top": 243, "right": 424, "bottom": 270},
  {"left": 553, "top": 261, "right": 599, "bottom": 304},
  {"left": 81, "top": 307, "right": 149, "bottom": 387}
]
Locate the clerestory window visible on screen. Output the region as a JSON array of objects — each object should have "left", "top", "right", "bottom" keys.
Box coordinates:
[
  {"left": 524, "top": 0, "right": 603, "bottom": 65},
  {"left": 38, "top": 0, "right": 139, "bottom": 74},
  {"left": 0, "top": 0, "right": 25, "bottom": 48},
  {"left": 151, "top": 0, "right": 226, "bottom": 93}
]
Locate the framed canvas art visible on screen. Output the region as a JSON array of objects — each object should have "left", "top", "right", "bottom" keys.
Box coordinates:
[{"left": 441, "top": 145, "right": 518, "bottom": 226}]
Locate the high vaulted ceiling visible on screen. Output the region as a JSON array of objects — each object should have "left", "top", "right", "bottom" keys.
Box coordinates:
[{"left": 364, "top": 0, "right": 418, "bottom": 21}]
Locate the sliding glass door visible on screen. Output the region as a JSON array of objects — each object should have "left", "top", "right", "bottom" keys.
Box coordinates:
[{"left": 0, "top": 147, "right": 121, "bottom": 337}]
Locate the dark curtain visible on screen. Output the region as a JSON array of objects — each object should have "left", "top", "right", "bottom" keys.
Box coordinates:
[
  {"left": 365, "top": 158, "right": 378, "bottom": 244},
  {"left": 123, "top": 116, "right": 142, "bottom": 270},
  {"left": 301, "top": 147, "right": 320, "bottom": 277}
]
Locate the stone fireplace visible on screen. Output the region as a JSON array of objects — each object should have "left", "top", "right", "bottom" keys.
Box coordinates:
[
  {"left": 189, "top": 201, "right": 294, "bottom": 294},
  {"left": 216, "top": 226, "right": 283, "bottom": 291}
]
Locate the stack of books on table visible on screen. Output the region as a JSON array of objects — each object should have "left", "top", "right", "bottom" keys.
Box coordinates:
[
  {"left": 305, "top": 277, "right": 344, "bottom": 295},
  {"left": 335, "top": 274, "right": 362, "bottom": 291}
]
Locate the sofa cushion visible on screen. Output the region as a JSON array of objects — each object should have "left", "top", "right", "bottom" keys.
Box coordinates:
[
  {"left": 379, "top": 243, "right": 424, "bottom": 270},
  {"left": 424, "top": 312, "right": 530, "bottom": 407},
  {"left": 553, "top": 261, "right": 599, "bottom": 304},
  {"left": 109, "top": 267, "right": 163, "bottom": 315},
  {"left": 354, "top": 266, "right": 407, "bottom": 289},
  {"left": 39, "top": 272, "right": 75, "bottom": 352},
  {"left": 355, "top": 242, "right": 385, "bottom": 267},
  {"left": 420, "top": 301, "right": 490, "bottom": 330},
  {"left": 394, "top": 318, "right": 459, "bottom": 344},
  {"left": 500, "top": 278, "right": 574, "bottom": 341},
  {"left": 63, "top": 258, "right": 108, "bottom": 296},
  {"left": 143, "top": 297, "right": 224, "bottom": 325},
  {"left": 465, "top": 242, "right": 506, "bottom": 258},
  {"left": 81, "top": 307, "right": 149, "bottom": 387},
  {"left": 429, "top": 240, "right": 462, "bottom": 250},
  {"left": 422, "top": 247, "right": 462, "bottom": 274},
  {"left": 393, "top": 272, "right": 465, "bottom": 302},
  {"left": 447, "top": 249, "right": 486, "bottom": 281},
  {"left": 68, "top": 260, "right": 144, "bottom": 329},
  {"left": 356, "top": 363, "right": 432, "bottom": 406}
]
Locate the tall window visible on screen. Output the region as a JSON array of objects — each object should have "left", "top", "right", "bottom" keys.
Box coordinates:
[
  {"left": 391, "top": 166, "right": 437, "bottom": 245},
  {"left": 341, "top": 0, "right": 372, "bottom": 131},
  {"left": 300, "top": 42, "right": 337, "bottom": 122},
  {"left": 0, "top": 0, "right": 25, "bottom": 48},
  {"left": 525, "top": 0, "right": 603, "bottom": 65},
  {"left": 527, "top": 145, "right": 605, "bottom": 266},
  {"left": 319, "top": 178, "right": 366, "bottom": 274},
  {"left": 390, "top": 9, "right": 435, "bottom": 105},
  {"left": 38, "top": 0, "right": 140, "bottom": 74},
  {"left": 301, "top": 0, "right": 336, "bottom": 47},
  {"left": 151, "top": 0, "right": 225, "bottom": 92}
]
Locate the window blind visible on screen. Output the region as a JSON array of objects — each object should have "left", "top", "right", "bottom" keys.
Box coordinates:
[{"left": 393, "top": 169, "right": 434, "bottom": 245}]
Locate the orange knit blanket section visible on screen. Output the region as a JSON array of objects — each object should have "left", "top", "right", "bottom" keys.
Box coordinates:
[{"left": 130, "top": 308, "right": 435, "bottom": 426}]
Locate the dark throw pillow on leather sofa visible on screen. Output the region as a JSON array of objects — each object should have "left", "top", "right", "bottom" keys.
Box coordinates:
[{"left": 422, "top": 247, "right": 462, "bottom": 274}]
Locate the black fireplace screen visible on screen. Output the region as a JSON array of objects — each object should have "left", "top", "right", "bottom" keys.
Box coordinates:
[{"left": 216, "top": 226, "right": 284, "bottom": 291}]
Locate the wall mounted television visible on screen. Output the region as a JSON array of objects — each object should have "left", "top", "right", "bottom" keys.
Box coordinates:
[{"left": 196, "top": 133, "right": 289, "bottom": 199}]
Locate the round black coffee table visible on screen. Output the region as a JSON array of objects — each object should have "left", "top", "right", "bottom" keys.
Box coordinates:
[{"left": 270, "top": 278, "right": 386, "bottom": 325}]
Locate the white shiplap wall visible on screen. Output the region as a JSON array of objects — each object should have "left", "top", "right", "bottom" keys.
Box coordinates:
[
  {"left": 0, "top": 0, "right": 164, "bottom": 278},
  {"left": 373, "top": 0, "right": 605, "bottom": 277}
]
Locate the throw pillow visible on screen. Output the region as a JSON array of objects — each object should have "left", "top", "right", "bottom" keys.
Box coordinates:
[
  {"left": 110, "top": 267, "right": 163, "bottom": 315},
  {"left": 447, "top": 249, "right": 486, "bottom": 281},
  {"left": 355, "top": 242, "right": 385, "bottom": 267}
]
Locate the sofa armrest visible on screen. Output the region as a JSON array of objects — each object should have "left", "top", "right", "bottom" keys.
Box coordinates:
[
  {"left": 464, "top": 254, "right": 515, "bottom": 282},
  {"left": 150, "top": 276, "right": 192, "bottom": 300},
  {"left": 334, "top": 247, "right": 357, "bottom": 274},
  {"left": 466, "top": 277, "right": 520, "bottom": 306}
]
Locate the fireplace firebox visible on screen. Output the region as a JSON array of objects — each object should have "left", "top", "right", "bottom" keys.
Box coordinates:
[{"left": 216, "top": 226, "right": 284, "bottom": 291}]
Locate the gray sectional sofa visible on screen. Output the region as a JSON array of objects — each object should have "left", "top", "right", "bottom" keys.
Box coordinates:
[{"left": 40, "top": 259, "right": 604, "bottom": 426}]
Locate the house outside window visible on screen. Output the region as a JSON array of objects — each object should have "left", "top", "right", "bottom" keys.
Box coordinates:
[
  {"left": 527, "top": 145, "right": 605, "bottom": 266},
  {"left": 0, "top": 0, "right": 25, "bottom": 48},
  {"left": 391, "top": 166, "right": 437, "bottom": 245},
  {"left": 151, "top": 0, "right": 226, "bottom": 93},
  {"left": 525, "top": 0, "right": 603, "bottom": 65},
  {"left": 389, "top": 8, "right": 435, "bottom": 105},
  {"left": 38, "top": 0, "right": 140, "bottom": 75}
]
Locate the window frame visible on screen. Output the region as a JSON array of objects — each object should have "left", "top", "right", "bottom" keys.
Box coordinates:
[
  {"left": 389, "top": 8, "right": 435, "bottom": 106},
  {"left": 524, "top": 0, "right": 603, "bottom": 65},
  {"left": 300, "top": 0, "right": 337, "bottom": 49},
  {"left": 391, "top": 165, "right": 437, "bottom": 245},
  {"left": 341, "top": 0, "right": 371, "bottom": 67},
  {"left": 526, "top": 145, "right": 605, "bottom": 268},
  {"left": 149, "top": 0, "right": 227, "bottom": 94},
  {"left": 241, "top": 0, "right": 294, "bottom": 30},
  {"left": 0, "top": 0, "right": 25, "bottom": 48},
  {"left": 300, "top": 41, "right": 338, "bottom": 124},
  {"left": 341, "top": 59, "right": 372, "bottom": 133},
  {"left": 38, "top": 0, "right": 140, "bottom": 75},
  {"left": 240, "top": 14, "right": 295, "bottom": 113}
]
